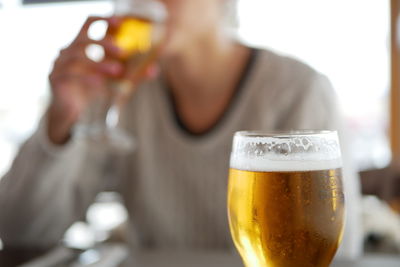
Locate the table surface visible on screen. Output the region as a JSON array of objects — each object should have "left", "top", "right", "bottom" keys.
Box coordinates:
[
  {"left": 1, "top": 245, "right": 400, "bottom": 267},
  {"left": 130, "top": 251, "right": 400, "bottom": 267}
]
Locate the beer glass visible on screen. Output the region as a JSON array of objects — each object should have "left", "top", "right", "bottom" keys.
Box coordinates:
[
  {"left": 228, "top": 131, "right": 345, "bottom": 267},
  {"left": 76, "top": 0, "right": 167, "bottom": 152}
]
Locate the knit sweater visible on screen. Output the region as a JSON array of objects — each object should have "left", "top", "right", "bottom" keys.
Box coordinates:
[{"left": 0, "top": 48, "right": 362, "bottom": 258}]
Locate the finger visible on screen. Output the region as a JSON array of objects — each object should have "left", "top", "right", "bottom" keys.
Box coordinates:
[
  {"left": 54, "top": 52, "right": 92, "bottom": 68},
  {"left": 50, "top": 73, "right": 107, "bottom": 102},
  {"left": 74, "top": 16, "right": 108, "bottom": 43},
  {"left": 52, "top": 53, "right": 123, "bottom": 86},
  {"left": 52, "top": 60, "right": 98, "bottom": 83},
  {"left": 107, "top": 16, "right": 124, "bottom": 31},
  {"left": 50, "top": 73, "right": 107, "bottom": 119},
  {"left": 50, "top": 73, "right": 100, "bottom": 88},
  {"left": 123, "top": 58, "right": 158, "bottom": 84},
  {"left": 56, "top": 59, "right": 123, "bottom": 79},
  {"left": 65, "top": 37, "right": 123, "bottom": 61},
  {"left": 144, "top": 64, "right": 159, "bottom": 79},
  {"left": 96, "top": 60, "right": 124, "bottom": 76},
  {"left": 51, "top": 57, "right": 123, "bottom": 88},
  {"left": 93, "top": 36, "right": 123, "bottom": 58},
  {"left": 68, "top": 16, "right": 121, "bottom": 50}
]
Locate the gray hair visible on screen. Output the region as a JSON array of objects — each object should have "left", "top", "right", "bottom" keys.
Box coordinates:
[
  {"left": 224, "top": 0, "right": 239, "bottom": 29},
  {"left": 116, "top": 0, "right": 239, "bottom": 29}
]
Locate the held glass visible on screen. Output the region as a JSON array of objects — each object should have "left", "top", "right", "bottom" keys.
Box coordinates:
[
  {"left": 227, "top": 131, "right": 345, "bottom": 267},
  {"left": 76, "top": 0, "right": 167, "bottom": 152}
]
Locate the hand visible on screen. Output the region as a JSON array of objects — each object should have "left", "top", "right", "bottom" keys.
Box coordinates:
[
  {"left": 47, "top": 16, "right": 159, "bottom": 145},
  {"left": 47, "top": 16, "right": 125, "bottom": 145}
]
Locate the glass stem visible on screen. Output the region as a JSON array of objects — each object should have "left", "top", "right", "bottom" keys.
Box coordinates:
[{"left": 105, "top": 79, "right": 134, "bottom": 130}]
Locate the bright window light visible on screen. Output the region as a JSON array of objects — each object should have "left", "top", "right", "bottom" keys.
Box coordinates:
[
  {"left": 237, "top": 0, "right": 390, "bottom": 170},
  {"left": 0, "top": 1, "right": 113, "bottom": 176}
]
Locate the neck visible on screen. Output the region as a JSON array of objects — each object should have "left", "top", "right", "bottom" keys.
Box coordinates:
[
  {"left": 159, "top": 29, "right": 251, "bottom": 134},
  {"left": 162, "top": 29, "right": 241, "bottom": 98}
]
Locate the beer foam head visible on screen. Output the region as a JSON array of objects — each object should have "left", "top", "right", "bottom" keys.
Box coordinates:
[
  {"left": 114, "top": 0, "right": 168, "bottom": 22},
  {"left": 230, "top": 131, "right": 342, "bottom": 172}
]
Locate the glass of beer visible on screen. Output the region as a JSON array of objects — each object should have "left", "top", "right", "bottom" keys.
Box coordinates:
[
  {"left": 228, "top": 131, "right": 345, "bottom": 267},
  {"left": 77, "top": 0, "right": 167, "bottom": 152}
]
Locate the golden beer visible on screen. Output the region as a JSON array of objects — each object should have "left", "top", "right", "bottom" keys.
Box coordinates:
[
  {"left": 111, "top": 0, "right": 166, "bottom": 62},
  {"left": 111, "top": 17, "right": 154, "bottom": 58},
  {"left": 108, "top": 16, "right": 162, "bottom": 82},
  {"left": 228, "top": 168, "right": 344, "bottom": 267},
  {"left": 105, "top": 15, "right": 164, "bottom": 107},
  {"left": 227, "top": 131, "right": 345, "bottom": 267}
]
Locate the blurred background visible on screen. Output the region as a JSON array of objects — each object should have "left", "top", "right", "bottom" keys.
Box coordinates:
[
  {"left": 0, "top": 0, "right": 399, "bottom": 259},
  {"left": 0, "top": 0, "right": 390, "bottom": 176}
]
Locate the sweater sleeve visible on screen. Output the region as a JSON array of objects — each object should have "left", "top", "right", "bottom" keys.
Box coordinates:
[
  {"left": 0, "top": 116, "right": 112, "bottom": 248},
  {"left": 281, "top": 73, "right": 364, "bottom": 259}
]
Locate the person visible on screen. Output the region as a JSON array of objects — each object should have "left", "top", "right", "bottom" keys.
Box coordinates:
[{"left": 0, "top": 0, "right": 362, "bottom": 261}]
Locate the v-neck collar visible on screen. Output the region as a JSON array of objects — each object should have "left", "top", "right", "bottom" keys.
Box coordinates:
[
  {"left": 153, "top": 47, "right": 269, "bottom": 148},
  {"left": 165, "top": 48, "right": 259, "bottom": 135}
]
